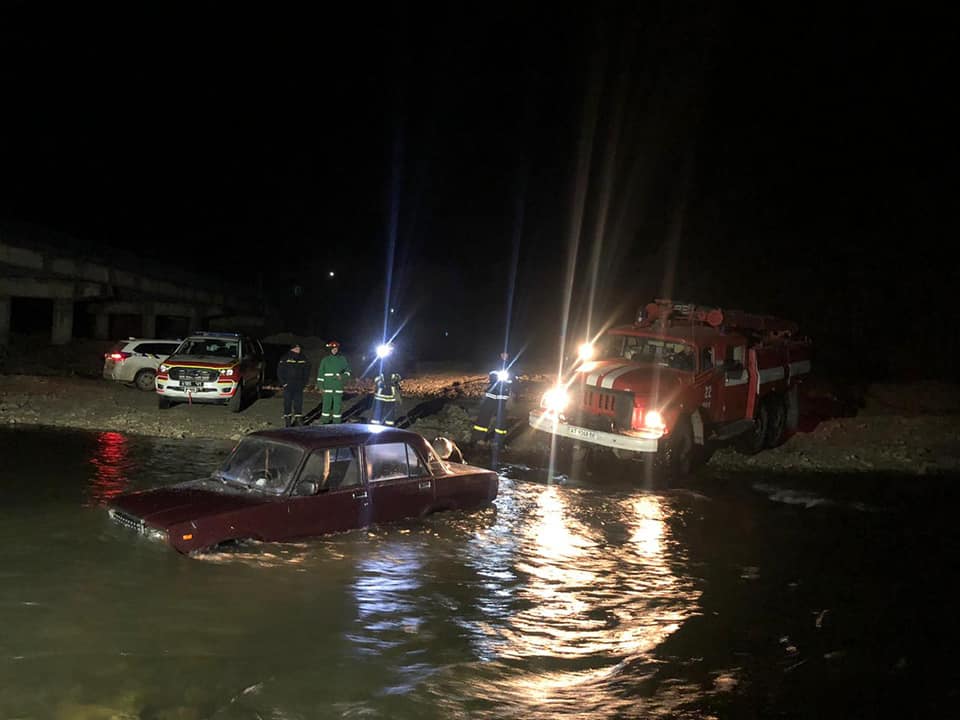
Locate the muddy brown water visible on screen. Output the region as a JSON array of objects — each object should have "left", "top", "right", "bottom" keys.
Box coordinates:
[{"left": 0, "top": 426, "right": 957, "bottom": 718}]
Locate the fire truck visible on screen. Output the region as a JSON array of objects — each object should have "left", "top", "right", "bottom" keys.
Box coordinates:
[{"left": 529, "top": 299, "right": 812, "bottom": 473}]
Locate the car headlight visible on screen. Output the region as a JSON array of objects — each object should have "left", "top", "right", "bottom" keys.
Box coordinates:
[
  {"left": 144, "top": 526, "right": 168, "bottom": 543},
  {"left": 159, "top": 364, "right": 170, "bottom": 373},
  {"left": 219, "top": 368, "right": 234, "bottom": 376},
  {"left": 541, "top": 386, "right": 569, "bottom": 413}
]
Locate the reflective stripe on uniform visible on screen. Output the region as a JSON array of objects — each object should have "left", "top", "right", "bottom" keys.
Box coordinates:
[
  {"left": 370, "top": 419, "right": 382, "bottom": 424},
  {"left": 485, "top": 392, "right": 510, "bottom": 400},
  {"left": 385, "top": 420, "right": 395, "bottom": 426},
  {"left": 324, "top": 389, "right": 334, "bottom": 393},
  {"left": 473, "top": 425, "right": 488, "bottom": 432},
  {"left": 494, "top": 428, "right": 507, "bottom": 435},
  {"left": 374, "top": 394, "right": 397, "bottom": 401},
  {"left": 323, "top": 373, "right": 335, "bottom": 376},
  {"left": 334, "top": 389, "right": 343, "bottom": 394}
]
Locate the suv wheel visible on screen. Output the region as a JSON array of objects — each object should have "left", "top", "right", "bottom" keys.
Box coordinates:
[
  {"left": 228, "top": 382, "right": 244, "bottom": 413},
  {"left": 134, "top": 369, "right": 157, "bottom": 392}
]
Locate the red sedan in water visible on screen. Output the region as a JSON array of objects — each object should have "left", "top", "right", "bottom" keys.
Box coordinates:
[{"left": 108, "top": 425, "right": 497, "bottom": 555}]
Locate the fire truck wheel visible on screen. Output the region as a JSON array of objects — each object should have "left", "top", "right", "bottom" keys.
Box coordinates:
[
  {"left": 571, "top": 442, "right": 591, "bottom": 464},
  {"left": 764, "top": 395, "right": 787, "bottom": 448},
  {"left": 736, "top": 401, "right": 769, "bottom": 455},
  {"left": 667, "top": 416, "right": 695, "bottom": 477}
]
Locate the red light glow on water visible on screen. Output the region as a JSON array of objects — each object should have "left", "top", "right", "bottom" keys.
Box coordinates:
[{"left": 85, "top": 431, "right": 131, "bottom": 507}]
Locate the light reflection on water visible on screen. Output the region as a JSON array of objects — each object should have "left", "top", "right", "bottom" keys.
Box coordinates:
[
  {"left": 85, "top": 431, "right": 132, "bottom": 507},
  {"left": 9, "top": 427, "right": 944, "bottom": 718}
]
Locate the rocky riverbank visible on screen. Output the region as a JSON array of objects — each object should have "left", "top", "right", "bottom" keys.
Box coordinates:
[{"left": 2, "top": 371, "right": 959, "bottom": 476}]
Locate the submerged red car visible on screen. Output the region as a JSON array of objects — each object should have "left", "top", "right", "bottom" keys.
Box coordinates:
[{"left": 108, "top": 425, "right": 498, "bottom": 555}]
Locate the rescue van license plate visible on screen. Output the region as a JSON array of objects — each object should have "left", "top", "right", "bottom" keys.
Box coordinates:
[{"left": 567, "top": 427, "right": 597, "bottom": 440}]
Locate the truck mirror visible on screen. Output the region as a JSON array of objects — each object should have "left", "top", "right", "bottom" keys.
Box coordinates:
[{"left": 724, "top": 361, "right": 743, "bottom": 376}]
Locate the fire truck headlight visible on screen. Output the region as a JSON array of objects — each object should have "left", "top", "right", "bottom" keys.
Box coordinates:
[
  {"left": 219, "top": 368, "right": 234, "bottom": 376},
  {"left": 495, "top": 370, "right": 510, "bottom": 383},
  {"left": 159, "top": 364, "right": 170, "bottom": 373},
  {"left": 578, "top": 342, "right": 595, "bottom": 361},
  {"left": 541, "top": 386, "right": 569, "bottom": 413},
  {"left": 376, "top": 343, "right": 393, "bottom": 359},
  {"left": 644, "top": 410, "right": 665, "bottom": 429}
]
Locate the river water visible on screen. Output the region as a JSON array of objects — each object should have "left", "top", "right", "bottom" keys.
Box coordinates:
[{"left": 0, "top": 426, "right": 957, "bottom": 718}]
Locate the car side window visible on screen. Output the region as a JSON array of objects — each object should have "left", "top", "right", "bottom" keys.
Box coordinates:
[
  {"left": 367, "top": 442, "right": 426, "bottom": 482},
  {"left": 405, "top": 444, "right": 428, "bottom": 478},
  {"left": 329, "top": 446, "right": 362, "bottom": 489},
  {"left": 297, "top": 446, "right": 361, "bottom": 493}
]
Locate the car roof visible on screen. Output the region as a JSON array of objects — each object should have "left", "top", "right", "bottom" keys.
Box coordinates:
[
  {"left": 246, "top": 424, "right": 431, "bottom": 452},
  {"left": 121, "top": 338, "right": 182, "bottom": 345}
]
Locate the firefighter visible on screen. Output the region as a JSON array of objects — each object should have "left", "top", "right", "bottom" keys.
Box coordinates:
[
  {"left": 277, "top": 342, "right": 311, "bottom": 427},
  {"left": 316, "top": 340, "right": 352, "bottom": 424},
  {"left": 471, "top": 352, "right": 516, "bottom": 445},
  {"left": 371, "top": 367, "right": 402, "bottom": 426}
]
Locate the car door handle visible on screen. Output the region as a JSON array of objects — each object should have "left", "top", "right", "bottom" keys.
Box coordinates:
[
  {"left": 352, "top": 490, "right": 368, "bottom": 499},
  {"left": 418, "top": 480, "right": 432, "bottom": 490}
]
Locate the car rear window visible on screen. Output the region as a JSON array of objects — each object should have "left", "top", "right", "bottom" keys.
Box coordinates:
[{"left": 367, "top": 442, "right": 428, "bottom": 482}]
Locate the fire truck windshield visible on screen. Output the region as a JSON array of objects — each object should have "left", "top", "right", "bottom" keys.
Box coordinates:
[{"left": 600, "top": 335, "right": 696, "bottom": 371}]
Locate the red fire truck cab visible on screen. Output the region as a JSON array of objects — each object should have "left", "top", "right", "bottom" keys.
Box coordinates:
[{"left": 529, "top": 299, "right": 812, "bottom": 473}]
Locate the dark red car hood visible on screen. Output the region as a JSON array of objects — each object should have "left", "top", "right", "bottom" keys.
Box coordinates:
[{"left": 111, "top": 482, "right": 271, "bottom": 528}]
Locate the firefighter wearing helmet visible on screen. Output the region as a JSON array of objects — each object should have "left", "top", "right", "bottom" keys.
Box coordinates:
[
  {"left": 371, "top": 369, "right": 402, "bottom": 426},
  {"left": 471, "top": 351, "right": 516, "bottom": 445},
  {"left": 316, "top": 340, "right": 352, "bottom": 423}
]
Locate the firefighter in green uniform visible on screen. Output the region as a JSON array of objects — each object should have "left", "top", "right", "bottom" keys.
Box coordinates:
[{"left": 316, "top": 340, "right": 352, "bottom": 423}]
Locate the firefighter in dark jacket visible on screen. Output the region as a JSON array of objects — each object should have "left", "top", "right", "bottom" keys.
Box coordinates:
[
  {"left": 471, "top": 352, "right": 516, "bottom": 444},
  {"left": 371, "top": 369, "right": 402, "bottom": 426},
  {"left": 277, "top": 343, "right": 311, "bottom": 427}
]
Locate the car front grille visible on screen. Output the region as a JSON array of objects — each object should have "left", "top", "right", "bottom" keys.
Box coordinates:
[
  {"left": 169, "top": 368, "right": 219, "bottom": 382},
  {"left": 110, "top": 509, "right": 144, "bottom": 533}
]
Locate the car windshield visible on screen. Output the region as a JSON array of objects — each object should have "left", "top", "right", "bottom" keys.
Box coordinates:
[
  {"left": 600, "top": 334, "right": 697, "bottom": 371},
  {"left": 212, "top": 438, "right": 304, "bottom": 495},
  {"left": 175, "top": 337, "right": 239, "bottom": 358}
]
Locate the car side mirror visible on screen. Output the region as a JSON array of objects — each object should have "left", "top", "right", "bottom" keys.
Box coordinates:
[{"left": 295, "top": 478, "right": 319, "bottom": 496}]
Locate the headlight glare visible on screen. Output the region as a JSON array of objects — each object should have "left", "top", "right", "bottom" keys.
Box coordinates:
[{"left": 541, "top": 386, "right": 569, "bottom": 413}]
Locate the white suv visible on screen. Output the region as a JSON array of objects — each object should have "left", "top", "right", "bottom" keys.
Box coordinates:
[{"left": 102, "top": 338, "right": 182, "bottom": 391}]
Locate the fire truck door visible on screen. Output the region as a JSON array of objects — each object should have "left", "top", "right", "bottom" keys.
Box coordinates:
[
  {"left": 698, "top": 346, "right": 724, "bottom": 423},
  {"left": 720, "top": 343, "right": 750, "bottom": 420}
]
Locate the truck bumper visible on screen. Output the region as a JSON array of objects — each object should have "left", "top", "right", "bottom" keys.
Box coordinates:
[{"left": 528, "top": 410, "right": 660, "bottom": 454}]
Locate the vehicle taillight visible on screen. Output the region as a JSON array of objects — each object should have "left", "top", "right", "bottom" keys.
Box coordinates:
[{"left": 107, "top": 352, "right": 131, "bottom": 361}]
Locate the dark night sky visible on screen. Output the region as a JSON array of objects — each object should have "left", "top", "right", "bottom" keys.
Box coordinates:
[{"left": 0, "top": 2, "right": 954, "bottom": 377}]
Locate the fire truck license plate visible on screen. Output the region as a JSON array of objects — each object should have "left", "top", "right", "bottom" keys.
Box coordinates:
[{"left": 568, "top": 427, "right": 597, "bottom": 439}]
